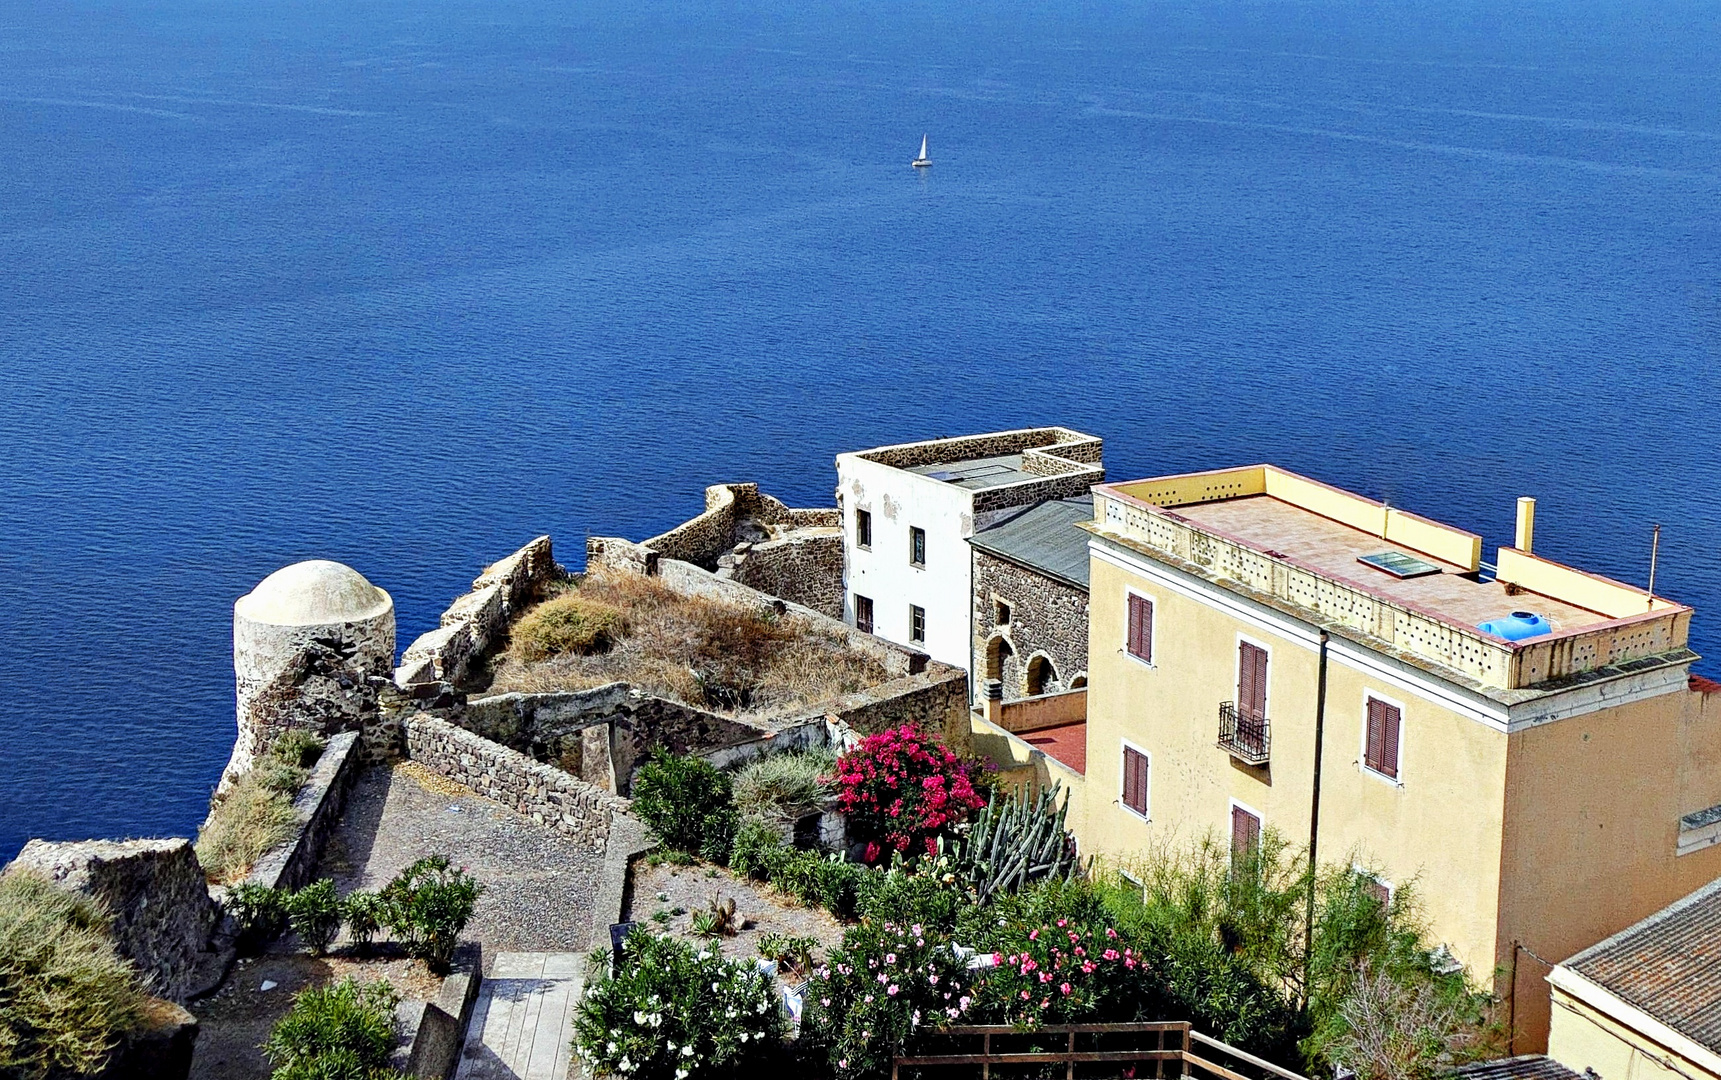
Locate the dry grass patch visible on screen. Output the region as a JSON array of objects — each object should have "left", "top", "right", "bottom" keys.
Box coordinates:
[
  {"left": 196, "top": 733, "right": 325, "bottom": 885},
  {"left": 488, "top": 568, "right": 889, "bottom": 717}
]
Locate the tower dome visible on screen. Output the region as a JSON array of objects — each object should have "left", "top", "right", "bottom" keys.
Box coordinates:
[{"left": 235, "top": 560, "right": 392, "bottom": 626}]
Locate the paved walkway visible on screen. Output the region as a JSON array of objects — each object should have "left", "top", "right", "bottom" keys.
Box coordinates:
[{"left": 455, "top": 953, "right": 585, "bottom": 1080}]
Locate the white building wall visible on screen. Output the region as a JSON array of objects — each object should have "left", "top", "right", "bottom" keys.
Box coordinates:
[{"left": 838, "top": 455, "right": 975, "bottom": 672}]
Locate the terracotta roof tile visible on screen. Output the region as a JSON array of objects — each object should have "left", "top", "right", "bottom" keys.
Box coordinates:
[{"left": 1563, "top": 876, "right": 1721, "bottom": 1053}]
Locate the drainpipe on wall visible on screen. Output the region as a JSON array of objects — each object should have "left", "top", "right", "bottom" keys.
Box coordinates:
[{"left": 1303, "top": 630, "right": 1331, "bottom": 1009}]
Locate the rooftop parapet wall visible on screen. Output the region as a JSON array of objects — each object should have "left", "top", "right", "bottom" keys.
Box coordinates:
[
  {"left": 1091, "top": 475, "right": 1693, "bottom": 692},
  {"left": 841, "top": 428, "right": 1105, "bottom": 515},
  {"left": 643, "top": 482, "right": 839, "bottom": 569}
]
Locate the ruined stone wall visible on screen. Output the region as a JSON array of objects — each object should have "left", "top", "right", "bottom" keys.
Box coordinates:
[
  {"left": 826, "top": 666, "right": 972, "bottom": 753},
  {"left": 728, "top": 531, "right": 846, "bottom": 619},
  {"left": 458, "top": 683, "right": 769, "bottom": 796},
  {"left": 6, "top": 838, "right": 220, "bottom": 1003},
  {"left": 246, "top": 731, "right": 364, "bottom": 893},
  {"left": 973, "top": 549, "right": 1089, "bottom": 699},
  {"left": 403, "top": 715, "right": 630, "bottom": 852},
  {"left": 231, "top": 641, "right": 386, "bottom": 778},
  {"left": 396, "top": 536, "right": 558, "bottom": 688}
]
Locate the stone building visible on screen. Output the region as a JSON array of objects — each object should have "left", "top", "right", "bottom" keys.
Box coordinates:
[
  {"left": 227, "top": 560, "right": 394, "bottom": 786},
  {"left": 969, "top": 495, "right": 1091, "bottom": 700},
  {"left": 835, "top": 428, "right": 1102, "bottom": 678}
]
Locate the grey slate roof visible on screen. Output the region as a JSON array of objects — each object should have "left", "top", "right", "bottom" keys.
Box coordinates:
[
  {"left": 1562, "top": 874, "right": 1721, "bottom": 1054},
  {"left": 1450, "top": 1055, "right": 1582, "bottom": 1080},
  {"left": 969, "top": 496, "right": 1093, "bottom": 590}
]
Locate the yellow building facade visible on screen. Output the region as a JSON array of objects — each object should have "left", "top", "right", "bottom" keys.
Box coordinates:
[{"left": 1069, "top": 465, "right": 1721, "bottom": 1051}]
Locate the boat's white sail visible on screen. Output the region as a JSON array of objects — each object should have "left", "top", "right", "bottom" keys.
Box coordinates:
[{"left": 919, "top": 134, "right": 928, "bottom": 159}]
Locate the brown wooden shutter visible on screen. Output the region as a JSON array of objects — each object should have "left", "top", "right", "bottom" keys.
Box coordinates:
[
  {"left": 1365, "top": 698, "right": 1386, "bottom": 773},
  {"left": 1231, "top": 805, "right": 1260, "bottom": 858},
  {"left": 1379, "top": 701, "right": 1401, "bottom": 779},
  {"left": 1122, "top": 747, "right": 1147, "bottom": 814},
  {"left": 1238, "top": 642, "right": 1267, "bottom": 719},
  {"left": 1127, "top": 595, "right": 1153, "bottom": 662}
]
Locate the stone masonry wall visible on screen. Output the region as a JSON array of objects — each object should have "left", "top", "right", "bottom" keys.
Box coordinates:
[
  {"left": 973, "top": 549, "right": 1089, "bottom": 700},
  {"left": 728, "top": 530, "right": 846, "bottom": 619},
  {"left": 246, "top": 731, "right": 363, "bottom": 894},
  {"left": 644, "top": 483, "right": 839, "bottom": 570},
  {"left": 5, "top": 838, "right": 220, "bottom": 1003},
  {"left": 397, "top": 536, "right": 558, "bottom": 688},
  {"left": 404, "top": 715, "right": 630, "bottom": 852}
]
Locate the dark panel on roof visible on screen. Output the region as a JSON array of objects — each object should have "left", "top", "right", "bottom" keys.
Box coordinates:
[
  {"left": 1450, "top": 1056, "right": 1582, "bottom": 1080},
  {"left": 1564, "top": 876, "right": 1721, "bottom": 1053},
  {"left": 970, "top": 496, "right": 1093, "bottom": 589}
]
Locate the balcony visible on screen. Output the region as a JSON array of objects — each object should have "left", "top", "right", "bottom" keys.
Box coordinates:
[{"left": 1219, "top": 702, "right": 1270, "bottom": 766}]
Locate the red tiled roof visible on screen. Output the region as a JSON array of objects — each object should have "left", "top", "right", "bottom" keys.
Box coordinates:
[
  {"left": 1691, "top": 674, "right": 1721, "bottom": 695},
  {"left": 1020, "top": 721, "right": 1086, "bottom": 775}
]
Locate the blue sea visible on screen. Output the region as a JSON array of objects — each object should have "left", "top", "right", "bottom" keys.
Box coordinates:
[{"left": 4, "top": 0, "right": 1720, "bottom": 861}]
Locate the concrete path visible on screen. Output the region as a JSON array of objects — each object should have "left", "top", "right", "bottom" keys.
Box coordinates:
[{"left": 455, "top": 953, "right": 585, "bottom": 1080}]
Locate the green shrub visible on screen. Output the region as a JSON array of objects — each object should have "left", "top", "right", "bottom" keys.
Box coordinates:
[
  {"left": 512, "top": 594, "right": 627, "bottom": 661},
  {"left": 380, "top": 857, "right": 483, "bottom": 972},
  {"left": 262, "top": 977, "right": 399, "bottom": 1080},
  {"left": 802, "top": 918, "right": 975, "bottom": 1080},
  {"left": 342, "top": 891, "right": 386, "bottom": 954},
  {"left": 732, "top": 750, "right": 834, "bottom": 827},
  {"left": 225, "top": 883, "right": 290, "bottom": 955},
  {"left": 0, "top": 872, "right": 145, "bottom": 1080},
  {"left": 272, "top": 731, "right": 327, "bottom": 770},
  {"left": 573, "top": 929, "right": 785, "bottom": 1080},
  {"left": 632, "top": 752, "right": 737, "bottom": 863},
  {"left": 728, "top": 819, "right": 782, "bottom": 880},
  {"left": 853, "top": 863, "right": 962, "bottom": 932},
  {"left": 286, "top": 880, "right": 344, "bottom": 957}
]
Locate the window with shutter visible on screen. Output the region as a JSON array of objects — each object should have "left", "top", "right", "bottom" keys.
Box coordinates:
[
  {"left": 1121, "top": 746, "right": 1149, "bottom": 816},
  {"left": 1364, "top": 876, "right": 1393, "bottom": 906},
  {"left": 855, "top": 595, "right": 873, "bottom": 635},
  {"left": 1238, "top": 642, "right": 1268, "bottom": 719},
  {"left": 1126, "top": 594, "right": 1153, "bottom": 663},
  {"left": 1364, "top": 697, "right": 1402, "bottom": 781},
  {"left": 1231, "top": 805, "right": 1262, "bottom": 861}
]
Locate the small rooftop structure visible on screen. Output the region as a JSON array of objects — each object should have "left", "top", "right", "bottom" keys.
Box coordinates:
[
  {"left": 236, "top": 560, "right": 393, "bottom": 626},
  {"left": 1550, "top": 875, "right": 1721, "bottom": 1073},
  {"left": 970, "top": 495, "right": 1093, "bottom": 591},
  {"left": 842, "top": 427, "right": 1103, "bottom": 512},
  {"left": 1085, "top": 465, "right": 1693, "bottom": 695}
]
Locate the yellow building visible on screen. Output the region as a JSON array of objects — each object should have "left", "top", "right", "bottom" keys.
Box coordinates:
[
  {"left": 1071, "top": 465, "right": 1721, "bottom": 1051},
  {"left": 1542, "top": 873, "right": 1721, "bottom": 1080}
]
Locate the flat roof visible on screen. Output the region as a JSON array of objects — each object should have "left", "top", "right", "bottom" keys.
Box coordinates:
[
  {"left": 970, "top": 496, "right": 1093, "bottom": 589},
  {"left": 1171, "top": 494, "right": 1610, "bottom": 636},
  {"left": 1562, "top": 875, "right": 1721, "bottom": 1055},
  {"left": 907, "top": 453, "right": 1038, "bottom": 491}
]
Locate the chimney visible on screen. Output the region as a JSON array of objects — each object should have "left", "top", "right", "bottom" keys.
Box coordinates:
[
  {"left": 983, "top": 679, "right": 1003, "bottom": 726},
  {"left": 1515, "top": 497, "right": 1536, "bottom": 554}
]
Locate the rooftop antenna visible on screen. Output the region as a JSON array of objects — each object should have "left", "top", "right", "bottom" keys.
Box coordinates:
[{"left": 1647, "top": 524, "right": 1662, "bottom": 611}]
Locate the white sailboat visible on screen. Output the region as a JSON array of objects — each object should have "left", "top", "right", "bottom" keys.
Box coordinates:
[{"left": 911, "top": 134, "right": 931, "bottom": 167}]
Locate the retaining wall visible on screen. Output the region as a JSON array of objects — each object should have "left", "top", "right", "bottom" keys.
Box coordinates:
[
  {"left": 248, "top": 731, "right": 364, "bottom": 894},
  {"left": 404, "top": 716, "right": 630, "bottom": 853}
]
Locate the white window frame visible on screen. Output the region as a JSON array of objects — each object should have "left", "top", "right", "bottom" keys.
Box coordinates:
[
  {"left": 1228, "top": 797, "right": 1264, "bottom": 853},
  {"left": 908, "top": 525, "right": 926, "bottom": 568},
  {"left": 854, "top": 507, "right": 872, "bottom": 551},
  {"left": 1235, "top": 632, "right": 1273, "bottom": 718},
  {"left": 1359, "top": 689, "right": 1407, "bottom": 788},
  {"left": 1119, "top": 739, "right": 1152, "bottom": 821},
  {"left": 1122, "top": 586, "right": 1158, "bottom": 669},
  {"left": 908, "top": 603, "right": 926, "bottom": 644}
]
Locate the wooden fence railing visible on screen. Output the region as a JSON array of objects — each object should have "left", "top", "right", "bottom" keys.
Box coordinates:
[{"left": 892, "top": 1022, "right": 1310, "bottom": 1080}]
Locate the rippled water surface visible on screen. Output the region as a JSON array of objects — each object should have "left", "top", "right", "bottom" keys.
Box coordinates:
[{"left": 4, "top": 0, "right": 1720, "bottom": 860}]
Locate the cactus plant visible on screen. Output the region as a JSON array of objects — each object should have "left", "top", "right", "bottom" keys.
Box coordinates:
[{"left": 941, "top": 781, "right": 1079, "bottom": 904}]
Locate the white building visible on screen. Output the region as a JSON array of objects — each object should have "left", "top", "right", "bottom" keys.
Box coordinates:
[{"left": 834, "top": 429, "right": 1103, "bottom": 683}]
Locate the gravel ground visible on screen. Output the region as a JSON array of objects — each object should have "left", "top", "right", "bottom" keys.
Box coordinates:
[
  {"left": 626, "top": 859, "right": 847, "bottom": 972},
  {"left": 318, "top": 762, "right": 607, "bottom": 965}
]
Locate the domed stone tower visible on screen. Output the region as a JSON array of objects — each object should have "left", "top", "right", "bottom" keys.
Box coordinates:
[{"left": 224, "top": 561, "right": 394, "bottom": 786}]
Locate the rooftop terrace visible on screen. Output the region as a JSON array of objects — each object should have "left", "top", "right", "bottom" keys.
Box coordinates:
[
  {"left": 1086, "top": 466, "right": 1693, "bottom": 694},
  {"left": 841, "top": 427, "right": 1104, "bottom": 511}
]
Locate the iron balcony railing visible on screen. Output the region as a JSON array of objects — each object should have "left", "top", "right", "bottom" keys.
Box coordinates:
[{"left": 1219, "top": 702, "right": 1270, "bottom": 766}]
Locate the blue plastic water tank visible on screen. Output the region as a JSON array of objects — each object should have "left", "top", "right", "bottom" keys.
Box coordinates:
[{"left": 1478, "top": 611, "right": 1552, "bottom": 641}]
